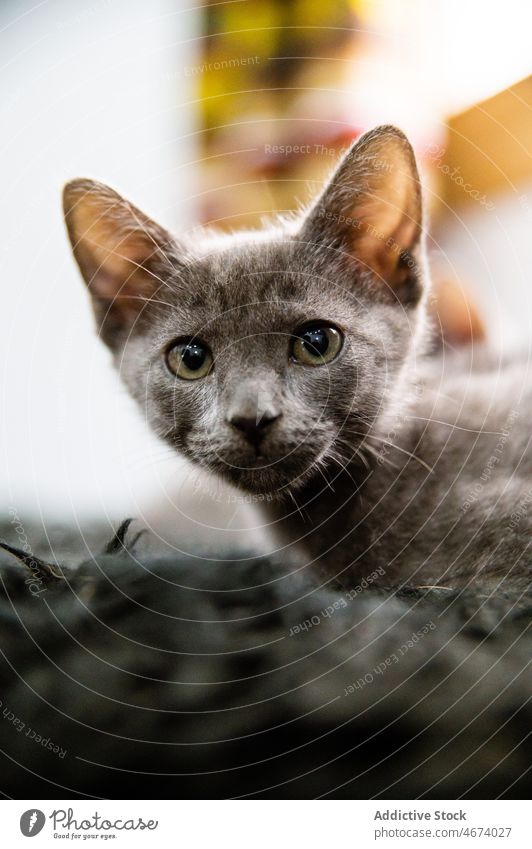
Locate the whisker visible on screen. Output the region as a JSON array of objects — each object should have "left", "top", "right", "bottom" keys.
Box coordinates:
[
  {"left": 406, "top": 415, "right": 508, "bottom": 436},
  {"left": 352, "top": 431, "right": 434, "bottom": 474},
  {"left": 287, "top": 489, "right": 309, "bottom": 522},
  {"left": 331, "top": 428, "right": 431, "bottom": 475},
  {"left": 316, "top": 464, "right": 335, "bottom": 492}
]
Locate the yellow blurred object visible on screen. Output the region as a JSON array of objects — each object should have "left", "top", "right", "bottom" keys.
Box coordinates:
[
  {"left": 432, "top": 75, "right": 532, "bottom": 216},
  {"left": 197, "top": 0, "right": 360, "bottom": 226}
]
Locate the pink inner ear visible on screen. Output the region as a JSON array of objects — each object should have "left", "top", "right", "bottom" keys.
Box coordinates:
[
  {"left": 64, "top": 178, "right": 176, "bottom": 343},
  {"left": 351, "top": 203, "right": 418, "bottom": 283},
  {"left": 67, "top": 192, "right": 168, "bottom": 303},
  {"left": 94, "top": 234, "right": 155, "bottom": 292},
  {"left": 78, "top": 228, "right": 155, "bottom": 303},
  {"left": 346, "top": 155, "right": 421, "bottom": 286}
]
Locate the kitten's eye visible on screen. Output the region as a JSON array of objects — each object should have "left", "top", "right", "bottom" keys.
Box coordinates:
[
  {"left": 291, "top": 325, "right": 343, "bottom": 366},
  {"left": 166, "top": 340, "right": 213, "bottom": 380}
]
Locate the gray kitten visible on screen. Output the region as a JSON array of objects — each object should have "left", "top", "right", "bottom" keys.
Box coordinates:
[{"left": 63, "top": 126, "right": 531, "bottom": 589}]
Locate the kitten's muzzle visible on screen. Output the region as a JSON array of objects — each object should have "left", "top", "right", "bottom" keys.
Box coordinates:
[{"left": 228, "top": 411, "right": 281, "bottom": 449}]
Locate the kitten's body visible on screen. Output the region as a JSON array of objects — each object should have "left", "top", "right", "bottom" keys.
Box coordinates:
[
  {"left": 63, "top": 126, "right": 531, "bottom": 590},
  {"left": 268, "top": 351, "right": 532, "bottom": 588}
]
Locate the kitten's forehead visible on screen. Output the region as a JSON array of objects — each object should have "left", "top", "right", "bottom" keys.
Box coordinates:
[
  {"left": 170, "top": 239, "right": 316, "bottom": 334},
  {"left": 204, "top": 236, "right": 306, "bottom": 299}
]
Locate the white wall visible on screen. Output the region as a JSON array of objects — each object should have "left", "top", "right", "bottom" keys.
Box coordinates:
[
  {"left": 0, "top": 0, "right": 199, "bottom": 521},
  {"left": 436, "top": 184, "right": 532, "bottom": 354}
]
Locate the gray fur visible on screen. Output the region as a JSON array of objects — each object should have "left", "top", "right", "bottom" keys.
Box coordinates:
[{"left": 63, "top": 126, "right": 532, "bottom": 590}]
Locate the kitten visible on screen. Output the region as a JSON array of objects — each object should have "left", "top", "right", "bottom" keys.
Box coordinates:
[{"left": 63, "top": 125, "right": 531, "bottom": 589}]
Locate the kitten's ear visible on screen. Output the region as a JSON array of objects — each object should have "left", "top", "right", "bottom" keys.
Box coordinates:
[
  {"left": 63, "top": 179, "right": 176, "bottom": 347},
  {"left": 301, "top": 125, "right": 423, "bottom": 301}
]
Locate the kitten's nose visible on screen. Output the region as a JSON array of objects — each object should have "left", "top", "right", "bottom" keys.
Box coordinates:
[{"left": 229, "top": 411, "right": 281, "bottom": 445}]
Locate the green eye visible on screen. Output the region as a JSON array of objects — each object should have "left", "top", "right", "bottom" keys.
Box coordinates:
[
  {"left": 291, "top": 325, "right": 343, "bottom": 366},
  {"left": 166, "top": 340, "right": 213, "bottom": 380}
]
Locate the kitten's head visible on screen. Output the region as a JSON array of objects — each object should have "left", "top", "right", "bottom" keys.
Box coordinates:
[{"left": 63, "top": 125, "right": 426, "bottom": 495}]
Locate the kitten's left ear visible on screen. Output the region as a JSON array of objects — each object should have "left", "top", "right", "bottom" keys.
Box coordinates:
[
  {"left": 63, "top": 179, "right": 177, "bottom": 347},
  {"left": 301, "top": 125, "right": 424, "bottom": 301}
]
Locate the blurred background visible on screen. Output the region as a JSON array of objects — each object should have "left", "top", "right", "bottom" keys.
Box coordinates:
[{"left": 1, "top": 0, "right": 531, "bottom": 551}]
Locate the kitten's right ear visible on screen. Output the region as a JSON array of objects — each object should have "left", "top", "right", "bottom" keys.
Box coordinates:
[{"left": 63, "top": 179, "right": 177, "bottom": 348}]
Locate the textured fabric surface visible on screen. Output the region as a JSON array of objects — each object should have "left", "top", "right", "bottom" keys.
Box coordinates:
[{"left": 0, "top": 524, "right": 530, "bottom": 799}]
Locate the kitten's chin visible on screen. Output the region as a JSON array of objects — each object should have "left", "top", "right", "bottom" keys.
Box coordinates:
[{"left": 209, "top": 457, "right": 317, "bottom": 498}]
